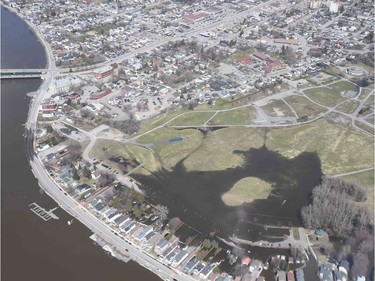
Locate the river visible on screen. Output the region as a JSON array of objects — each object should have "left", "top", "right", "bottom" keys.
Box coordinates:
[{"left": 1, "top": 6, "right": 161, "bottom": 281}]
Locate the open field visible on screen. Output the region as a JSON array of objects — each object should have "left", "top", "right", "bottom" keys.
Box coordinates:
[
  {"left": 336, "top": 100, "right": 360, "bottom": 114},
  {"left": 89, "top": 140, "right": 161, "bottom": 174},
  {"left": 154, "top": 129, "right": 204, "bottom": 170},
  {"left": 265, "top": 119, "right": 374, "bottom": 175},
  {"left": 183, "top": 127, "right": 265, "bottom": 171},
  {"left": 221, "top": 177, "right": 272, "bottom": 206},
  {"left": 261, "top": 99, "right": 296, "bottom": 117},
  {"left": 208, "top": 107, "right": 254, "bottom": 125},
  {"left": 358, "top": 88, "right": 373, "bottom": 100},
  {"left": 303, "top": 81, "right": 358, "bottom": 107},
  {"left": 168, "top": 111, "right": 215, "bottom": 126},
  {"left": 231, "top": 48, "right": 256, "bottom": 60},
  {"left": 283, "top": 95, "right": 327, "bottom": 117},
  {"left": 340, "top": 169, "right": 374, "bottom": 213}
]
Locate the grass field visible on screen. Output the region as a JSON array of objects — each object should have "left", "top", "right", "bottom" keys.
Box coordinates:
[
  {"left": 168, "top": 111, "right": 215, "bottom": 126},
  {"left": 154, "top": 129, "right": 204, "bottom": 170},
  {"left": 261, "top": 99, "right": 295, "bottom": 117},
  {"left": 336, "top": 100, "right": 360, "bottom": 114},
  {"left": 303, "top": 81, "right": 358, "bottom": 107},
  {"left": 183, "top": 127, "right": 265, "bottom": 171},
  {"left": 358, "top": 88, "right": 373, "bottom": 100},
  {"left": 221, "top": 177, "right": 272, "bottom": 206},
  {"left": 89, "top": 140, "right": 161, "bottom": 174},
  {"left": 208, "top": 107, "right": 254, "bottom": 125},
  {"left": 284, "top": 95, "right": 327, "bottom": 117},
  {"left": 265, "top": 119, "right": 374, "bottom": 175},
  {"left": 355, "top": 120, "right": 374, "bottom": 135}
]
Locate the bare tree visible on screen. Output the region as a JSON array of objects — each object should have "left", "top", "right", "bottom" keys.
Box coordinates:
[
  {"left": 97, "top": 172, "right": 115, "bottom": 188},
  {"left": 153, "top": 204, "right": 169, "bottom": 221}
]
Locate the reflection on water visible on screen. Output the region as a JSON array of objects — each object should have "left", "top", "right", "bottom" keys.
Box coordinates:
[{"left": 134, "top": 144, "right": 322, "bottom": 239}]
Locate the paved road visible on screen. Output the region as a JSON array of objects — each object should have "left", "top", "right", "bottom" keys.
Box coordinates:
[{"left": 29, "top": 154, "right": 195, "bottom": 281}]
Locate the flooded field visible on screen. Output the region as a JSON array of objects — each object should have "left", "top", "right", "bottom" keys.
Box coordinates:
[{"left": 134, "top": 144, "right": 323, "bottom": 240}]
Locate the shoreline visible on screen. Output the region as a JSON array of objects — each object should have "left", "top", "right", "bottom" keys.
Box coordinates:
[{"left": 1, "top": 4, "right": 50, "bottom": 69}]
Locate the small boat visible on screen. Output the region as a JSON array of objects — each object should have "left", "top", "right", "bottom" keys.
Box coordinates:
[
  {"left": 281, "top": 200, "right": 286, "bottom": 206},
  {"left": 67, "top": 219, "right": 74, "bottom": 226}
]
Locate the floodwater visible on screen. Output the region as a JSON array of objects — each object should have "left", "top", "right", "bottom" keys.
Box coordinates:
[
  {"left": 134, "top": 143, "right": 323, "bottom": 238},
  {"left": 1, "top": 6, "right": 161, "bottom": 281}
]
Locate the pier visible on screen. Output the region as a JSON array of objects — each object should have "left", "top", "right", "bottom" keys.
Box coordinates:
[{"left": 29, "top": 202, "right": 59, "bottom": 221}]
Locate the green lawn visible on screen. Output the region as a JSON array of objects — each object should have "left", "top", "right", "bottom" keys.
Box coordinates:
[
  {"left": 221, "top": 177, "right": 272, "bottom": 206},
  {"left": 284, "top": 95, "right": 327, "bottom": 117},
  {"left": 209, "top": 107, "right": 254, "bottom": 125},
  {"left": 303, "top": 81, "right": 358, "bottom": 107},
  {"left": 265, "top": 119, "right": 374, "bottom": 175},
  {"left": 168, "top": 111, "right": 215, "bottom": 126},
  {"left": 336, "top": 100, "right": 360, "bottom": 114}
]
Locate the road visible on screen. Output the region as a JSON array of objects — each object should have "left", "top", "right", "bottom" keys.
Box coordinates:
[{"left": 29, "top": 154, "right": 196, "bottom": 281}]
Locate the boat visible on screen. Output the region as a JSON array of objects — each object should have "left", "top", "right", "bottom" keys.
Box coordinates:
[
  {"left": 67, "top": 219, "right": 74, "bottom": 225},
  {"left": 281, "top": 200, "right": 286, "bottom": 206}
]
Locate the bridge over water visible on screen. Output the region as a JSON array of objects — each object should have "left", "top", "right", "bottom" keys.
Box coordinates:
[{"left": 0, "top": 69, "right": 47, "bottom": 79}]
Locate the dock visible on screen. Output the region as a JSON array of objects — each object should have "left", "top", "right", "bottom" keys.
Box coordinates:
[{"left": 29, "top": 202, "right": 59, "bottom": 221}]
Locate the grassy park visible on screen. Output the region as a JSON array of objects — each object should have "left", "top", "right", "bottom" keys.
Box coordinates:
[{"left": 221, "top": 177, "right": 273, "bottom": 206}]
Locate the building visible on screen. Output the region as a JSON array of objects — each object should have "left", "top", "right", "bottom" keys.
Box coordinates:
[
  {"left": 199, "top": 264, "right": 213, "bottom": 279},
  {"left": 172, "top": 250, "right": 188, "bottom": 267},
  {"left": 154, "top": 238, "right": 169, "bottom": 255},
  {"left": 135, "top": 225, "right": 153, "bottom": 241},
  {"left": 310, "top": 0, "right": 321, "bottom": 9},
  {"left": 93, "top": 65, "right": 114, "bottom": 80},
  {"left": 184, "top": 256, "right": 200, "bottom": 273},
  {"left": 295, "top": 268, "right": 304, "bottom": 281},
  {"left": 89, "top": 89, "right": 112, "bottom": 100},
  {"left": 329, "top": 0, "right": 340, "bottom": 13}
]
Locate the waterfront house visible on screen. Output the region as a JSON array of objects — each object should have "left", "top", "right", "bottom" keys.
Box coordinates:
[
  {"left": 120, "top": 220, "right": 132, "bottom": 232},
  {"left": 199, "top": 264, "right": 213, "bottom": 279},
  {"left": 172, "top": 250, "right": 188, "bottom": 267},
  {"left": 165, "top": 248, "right": 180, "bottom": 265},
  {"left": 277, "top": 270, "right": 287, "bottom": 281},
  {"left": 142, "top": 231, "right": 156, "bottom": 244},
  {"left": 160, "top": 245, "right": 175, "bottom": 259},
  {"left": 123, "top": 221, "right": 137, "bottom": 234},
  {"left": 193, "top": 262, "right": 205, "bottom": 275},
  {"left": 295, "top": 268, "right": 304, "bottom": 281},
  {"left": 287, "top": 271, "right": 295, "bottom": 281},
  {"left": 135, "top": 225, "right": 153, "bottom": 241},
  {"left": 184, "top": 256, "right": 200, "bottom": 274},
  {"left": 154, "top": 238, "right": 169, "bottom": 255}
]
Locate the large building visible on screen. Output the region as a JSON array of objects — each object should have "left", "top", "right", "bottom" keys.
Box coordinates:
[
  {"left": 329, "top": 0, "right": 340, "bottom": 13},
  {"left": 310, "top": 0, "right": 321, "bottom": 9},
  {"left": 93, "top": 65, "right": 116, "bottom": 80}
]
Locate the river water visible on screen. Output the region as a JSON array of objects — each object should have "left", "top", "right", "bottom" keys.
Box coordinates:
[{"left": 1, "top": 6, "right": 161, "bottom": 281}]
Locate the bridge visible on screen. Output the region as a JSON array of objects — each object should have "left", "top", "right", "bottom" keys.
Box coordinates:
[{"left": 0, "top": 69, "right": 47, "bottom": 79}]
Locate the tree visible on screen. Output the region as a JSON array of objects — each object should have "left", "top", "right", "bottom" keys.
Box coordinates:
[
  {"left": 46, "top": 125, "right": 53, "bottom": 133},
  {"left": 97, "top": 172, "right": 115, "bottom": 188},
  {"left": 82, "top": 167, "right": 91, "bottom": 179},
  {"left": 71, "top": 166, "right": 80, "bottom": 181},
  {"left": 154, "top": 204, "right": 169, "bottom": 221},
  {"left": 133, "top": 205, "right": 142, "bottom": 219}
]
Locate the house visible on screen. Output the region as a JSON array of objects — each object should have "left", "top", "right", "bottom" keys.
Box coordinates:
[
  {"left": 76, "top": 183, "right": 91, "bottom": 195},
  {"left": 338, "top": 260, "right": 349, "bottom": 275},
  {"left": 165, "top": 248, "right": 180, "bottom": 264},
  {"left": 215, "top": 274, "right": 233, "bottom": 281},
  {"left": 319, "top": 263, "right": 334, "bottom": 281},
  {"left": 142, "top": 231, "right": 156, "bottom": 244},
  {"left": 135, "top": 225, "right": 153, "bottom": 241},
  {"left": 160, "top": 245, "right": 175, "bottom": 258},
  {"left": 295, "top": 268, "right": 304, "bottom": 281},
  {"left": 115, "top": 215, "right": 129, "bottom": 226},
  {"left": 242, "top": 257, "right": 252, "bottom": 266},
  {"left": 249, "top": 260, "right": 263, "bottom": 273},
  {"left": 287, "top": 271, "right": 295, "bottom": 281},
  {"left": 184, "top": 256, "right": 200, "bottom": 273},
  {"left": 94, "top": 202, "right": 105, "bottom": 212},
  {"left": 172, "top": 250, "right": 188, "bottom": 267},
  {"left": 108, "top": 212, "right": 122, "bottom": 223},
  {"left": 193, "top": 262, "right": 205, "bottom": 275},
  {"left": 123, "top": 221, "right": 137, "bottom": 234},
  {"left": 90, "top": 89, "right": 112, "bottom": 100},
  {"left": 253, "top": 52, "right": 270, "bottom": 61},
  {"left": 199, "top": 264, "right": 213, "bottom": 279},
  {"left": 277, "top": 270, "right": 287, "bottom": 281},
  {"left": 154, "top": 238, "right": 169, "bottom": 255},
  {"left": 120, "top": 220, "right": 132, "bottom": 231},
  {"left": 94, "top": 65, "right": 114, "bottom": 80}
]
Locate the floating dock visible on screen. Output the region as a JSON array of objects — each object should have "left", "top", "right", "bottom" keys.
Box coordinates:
[{"left": 29, "top": 202, "right": 59, "bottom": 221}]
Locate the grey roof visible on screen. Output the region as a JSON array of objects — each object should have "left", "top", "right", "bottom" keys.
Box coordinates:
[
  {"left": 173, "top": 250, "right": 188, "bottom": 263},
  {"left": 144, "top": 231, "right": 155, "bottom": 241},
  {"left": 200, "top": 264, "right": 213, "bottom": 277},
  {"left": 136, "top": 225, "right": 153, "bottom": 240},
  {"left": 156, "top": 238, "right": 168, "bottom": 249},
  {"left": 94, "top": 202, "right": 105, "bottom": 211},
  {"left": 161, "top": 246, "right": 174, "bottom": 258},
  {"left": 295, "top": 268, "right": 304, "bottom": 281},
  {"left": 184, "top": 257, "right": 199, "bottom": 273}
]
